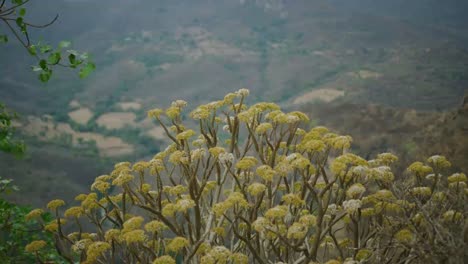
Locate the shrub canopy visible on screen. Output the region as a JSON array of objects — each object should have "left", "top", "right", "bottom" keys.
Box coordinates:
[{"left": 26, "top": 90, "right": 467, "bottom": 263}]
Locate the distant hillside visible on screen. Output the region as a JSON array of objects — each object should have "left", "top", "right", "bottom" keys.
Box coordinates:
[
  {"left": 1, "top": 0, "right": 468, "bottom": 206},
  {"left": 301, "top": 95, "right": 468, "bottom": 173}
]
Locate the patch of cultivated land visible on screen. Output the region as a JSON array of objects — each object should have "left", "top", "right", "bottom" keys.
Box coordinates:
[
  {"left": 118, "top": 101, "right": 142, "bottom": 111},
  {"left": 19, "top": 116, "right": 134, "bottom": 157},
  {"left": 293, "top": 88, "right": 345, "bottom": 105},
  {"left": 145, "top": 126, "right": 166, "bottom": 140},
  {"left": 68, "top": 107, "right": 94, "bottom": 125},
  {"left": 96, "top": 112, "right": 137, "bottom": 130}
]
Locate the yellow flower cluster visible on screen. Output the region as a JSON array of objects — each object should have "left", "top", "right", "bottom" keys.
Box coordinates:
[
  {"left": 282, "top": 193, "right": 305, "bottom": 206},
  {"left": 247, "top": 183, "right": 266, "bottom": 196},
  {"left": 427, "top": 155, "right": 451, "bottom": 168},
  {"left": 201, "top": 246, "right": 232, "bottom": 264},
  {"left": 166, "top": 237, "right": 189, "bottom": 252},
  {"left": 85, "top": 241, "right": 110, "bottom": 262},
  {"left": 25, "top": 240, "right": 46, "bottom": 252},
  {"left": 121, "top": 229, "right": 146, "bottom": 244},
  {"left": 395, "top": 229, "right": 414, "bottom": 244},
  {"left": 346, "top": 183, "right": 366, "bottom": 198},
  {"left": 256, "top": 165, "right": 276, "bottom": 181},
  {"left": 64, "top": 206, "right": 84, "bottom": 218},
  {"left": 47, "top": 199, "right": 65, "bottom": 210},
  {"left": 236, "top": 156, "right": 258, "bottom": 170},
  {"left": 153, "top": 256, "right": 176, "bottom": 264},
  {"left": 25, "top": 208, "right": 44, "bottom": 221},
  {"left": 265, "top": 205, "right": 288, "bottom": 220}
]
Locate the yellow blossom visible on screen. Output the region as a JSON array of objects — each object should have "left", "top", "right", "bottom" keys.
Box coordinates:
[
  {"left": 236, "top": 156, "right": 258, "bottom": 170},
  {"left": 255, "top": 123, "right": 273, "bottom": 134},
  {"left": 105, "top": 229, "right": 121, "bottom": 242},
  {"left": 377, "top": 152, "right": 398, "bottom": 165},
  {"left": 25, "top": 209, "right": 44, "bottom": 221},
  {"left": 230, "top": 252, "right": 248, "bottom": 264},
  {"left": 395, "top": 229, "right": 414, "bottom": 244},
  {"left": 265, "top": 205, "right": 288, "bottom": 220},
  {"left": 123, "top": 216, "right": 144, "bottom": 232},
  {"left": 165, "top": 106, "right": 180, "bottom": 119},
  {"left": 346, "top": 183, "right": 366, "bottom": 198},
  {"left": 176, "top": 129, "right": 196, "bottom": 141},
  {"left": 427, "top": 155, "right": 451, "bottom": 168},
  {"left": 162, "top": 203, "right": 178, "bottom": 218},
  {"left": 121, "top": 229, "right": 146, "bottom": 244},
  {"left": 86, "top": 242, "right": 111, "bottom": 262},
  {"left": 91, "top": 180, "right": 110, "bottom": 193},
  {"left": 247, "top": 183, "right": 266, "bottom": 196},
  {"left": 145, "top": 220, "right": 167, "bottom": 233},
  {"left": 209, "top": 147, "right": 226, "bottom": 157},
  {"left": 148, "top": 108, "right": 164, "bottom": 119},
  {"left": 256, "top": 165, "right": 275, "bottom": 181},
  {"left": 166, "top": 237, "right": 189, "bottom": 252},
  {"left": 25, "top": 240, "right": 46, "bottom": 252},
  {"left": 282, "top": 193, "right": 305, "bottom": 206},
  {"left": 64, "top": 206, "right": 84, "bottom": 218},
  {"left": 112, "top": 172, "right": 134, "bottom": 186},
  {"left": 153, "top": 255, "right": 176, "bottom": 264},
  {"left": 47, "top": 199, "right": 65, "bottom": 210},
  {"left": 287, "top": 222, "right": 307, "bottom": 239},
  {"left": 448, "top": 173, "right": 467, "bottom": 183}
]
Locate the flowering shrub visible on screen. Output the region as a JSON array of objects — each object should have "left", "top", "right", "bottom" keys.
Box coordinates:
[{"left": 26, "top": 90, "right": 467, "bottom": 263}]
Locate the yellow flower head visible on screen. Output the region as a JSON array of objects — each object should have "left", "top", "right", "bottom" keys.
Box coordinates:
[
  {"left": 176, "top": 129, "right": 196, "bottom": 141},
  {"left": 25, "top": 209, "right": 44, "bottom": 221},
  {"left": 255, "top": 122, "right": 273, "bottom": 134},
  {"left": 265, "top": 205, "right": 288, "bottom": 220},
  {"left": 25, "top": 240, "right": 47, "bottom": 253},
  {"left": 236, "top": 156, "right": 258, "bottom": 170},
  {"left": 282, "top": 193, "right": 305, "bottom": 206},
  {"left": 64, "top": 206, "right": 84, "bottom": 218},
  {"left": 166, "top": 237, "right": 189, "bottom": 252},
  {"left": 256, "top": 165, "right": 275, "bottom": 181},
  {"left": 346, "top": 183, "right": 366, "bottom": 198},
  {"left": 86, "top": 242, "right": 111, "bottom": 262},
  {"left": 153, "top": 255, "right": 176, "bottom": 264},
  {"left": 121, "top": 229, "right": 146, "bottom": 244},
  {"left": 165, "top": 106, "right": 180, "bottom": 119},
  {"left": 105, "top": 229, "right": 121, "bottom": 242},
  {"left": 247, "top": 183, "right": 266, "bottom": 196},
  {"left": 123, "top": 216, "right": 144, "bottom": 232},
  {"left": 47, "top": 199, "right": 65, "bottom": 210},
  {"left": 395, "top": 229, "right": 414, "bottom": 244},
  {"left": 427, "top": 155, "right": 451, "bottom": 169},
  {"left": 91, "top": 180, "right": 111, "bottom": 193},
  {"left": 148, "top": 108, "right": 164, "bottom": 119},
  {"left": 145, "top": 220, "right": 167, "bottom": 233}
]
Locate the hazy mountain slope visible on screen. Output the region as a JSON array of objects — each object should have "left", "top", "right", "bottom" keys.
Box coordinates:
[
  {"left": 1, "top": 0, "right": 467, "bottom": 206},
  {"left": 301, "top": 96, "right": 468, "bottom": 173}
]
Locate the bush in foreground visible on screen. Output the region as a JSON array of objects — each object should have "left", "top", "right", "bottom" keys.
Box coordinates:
[{"left": 26, "top": 90, "right": 467, "bottom": 263}]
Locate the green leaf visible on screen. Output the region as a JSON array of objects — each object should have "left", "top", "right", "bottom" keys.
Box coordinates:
[
  {"left": 15, "top": 17, "right": 24, "bottom": 28},
  {"left": 39, "top": 44, "right": 52, "bottom": 54},
  {"left": 47, "top": 52, "right": 61, "bottom": 65},
  {"left": 27, "top": 45, "right": 36, "bottom": 55},
  {"left": 19, "top": 8, "right": 26, "bottom": 17},
  {"left": 39, "top": 59, "right": 47, "bottom": 70},
  {"left": 79, "top": 62, "right": 96, "bottom": 79},
  {"left": 39, "top": 71, "right": 52, "bottom": 83},
  {"left": 58, "top": 40, "right": 71, "bottom": 49},
  {"left": 0, "top": 35, "right": 8, "bottom": 43}
]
